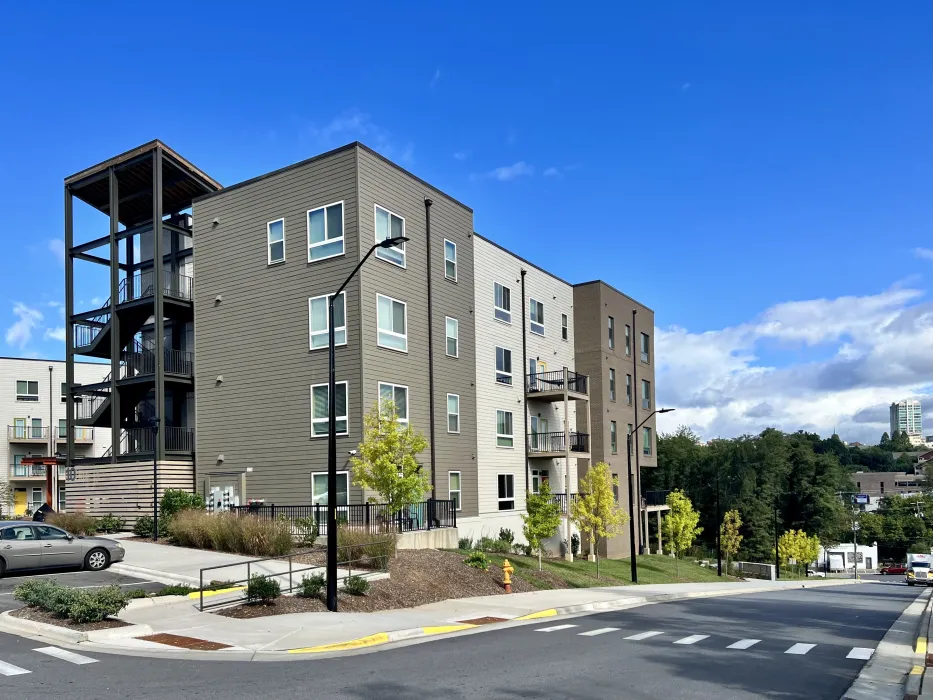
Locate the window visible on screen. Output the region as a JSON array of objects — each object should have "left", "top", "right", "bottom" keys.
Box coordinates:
[
  {"left": 449, "top": 472, "right": 461, "bottom": 511},
  {"left": 308, "top": 292, "right": 346, "bottom": 350},
  {"left": 497, "top": 474, "right": 515, "bottom": 510},
  {"left": 626, "top": 374, "right": 633, "bottom": 405},
  {"left": 267, "top": 218, "right": 285, "bottom": 264},
  {"left": 561, "top": 313, "right": 568, "bottom": 341},
  {"left": 447, "top": 394, "right": 460, "bottom": 433},
  {"left": 35, "top": 525, "right": 69, "bottom": 540},
  {"left": 16, "top": 381, "right": 38, "bottom": 401},
  {"left": 444, "top": 240, "right": 457, "bottom": 281},
  {"left": 12, "top": 455, "right": 25, "bottom": 478},
  {"left": 641, "top": 332, "right": 650, "bottom": 363},
  {"left": 611, "top": 421, "right": 618, "bottom": 454},
  {"left": 612, "top": 474, "right": 620, "bottom": 503},
  {"left": 609, "top": 368, "right": 616, "bottom": 401},
  {"left": 31, "top": 418, "right": 42, "bottom": 439},
  {"left": 378, "top": 383, "right": 409, "bottom": 423},
  {"left": 307, "top": 201, "right": 344, "bottom": 261},
  {"left": 58, "top": 419, "right": 66, "bottom": 439},
  {"left": 60, "top": 382, "right": 67, "bottom": 403},
  {"left": 531, "top": 469, "right": 549, "bottom": 495},
  {"left": 495, "top": 347, "right": 512, "bottom": 385},
  {"left": 625, "top": 325, "right": 631, "bottom": 356},
  {"left": 377, "top": 294, "right": 407, "bottom": 352},
  {"left": 31, "top": 487, "right": 42, "bottom": 510},
  {"left": 375, "top": 205, "right": 405, "bottom": 267},
  {"left": 643, "top": 427, "right": 652, "bottom": 456},
  {"left": 496, "top": 410, "right": 514, "bottom": 447},
  {"left": 445, "top": 317, "right": 459, "bottom": 357},
  {"left": 1, "top": 525, "right": 35, "bottom": 540},
  {"left": 628, "top": 424, "right": 634, "bottom": 454},
  {"left": 529, "top": 299, "right": 545, "bottom": 335},
  {"left": 310, "top": 382, "right": 348, "bottom": 437},
  {"left": 312, "top": 471, "right": 348, "bottom": 505},
  {"left": 642, "top": 379, "right": 651, "bottom": 410},
  {"left": 494, "top": 283, "right": 511, "bottom": 323},
  {"left": 608, "top": 316, "right": 615, "bottom": 349}
]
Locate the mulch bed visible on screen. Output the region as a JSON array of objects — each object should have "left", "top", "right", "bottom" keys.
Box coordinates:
[
  {"left": 10, "top": 606, "right": 130, "bottom": 632},
  {"left": 139, "top": 633, "right": 231, "bottom": 651},
  {"left": 215, "top": 549, "right": 537, "bottom": 618}
]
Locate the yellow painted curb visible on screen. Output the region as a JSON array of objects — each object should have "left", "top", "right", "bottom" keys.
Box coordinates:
[
  {"left": 289, "top": 633, "right": 391, "bottom": 653},
  {"left": 515, "top": 609, "right": 558, "bottom": 621},
  {"left": 188, "top": 586, "right": 247, "bottom": 599},
  {"left": 916, "top": 637, "right": 928, "bottom": 655},
  {"left": 422, "top": 624, "right": 476, "bottom": 636},
  {"left": 911, "top": 665, "right": 924, "bottom": 675}
]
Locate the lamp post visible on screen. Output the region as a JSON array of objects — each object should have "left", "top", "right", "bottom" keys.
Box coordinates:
[
  {"left": 773, "top": 499, "right": 780, "bottom": 580},
  {"left": 626, "top": 407, "right": 674, "bottom": 583},
  {"left": 716, "top": 465, "right": 722, "bottom": 576},
  {"left": 149, "top": 416, "right": 160, "bottom": 541},
  {"left": 327, "top": 235, "right": 408, "bottom": 612}
]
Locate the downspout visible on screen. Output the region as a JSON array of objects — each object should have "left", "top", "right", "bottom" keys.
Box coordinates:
[
  {"left": 632, "top": 308, "right": 642, "bottom": 553},
  {"left": 520, "top": 269, "right": 529, "bottom": 494},
  {"left": 424, "top": 198, "right": 437, "bottom": 497}
]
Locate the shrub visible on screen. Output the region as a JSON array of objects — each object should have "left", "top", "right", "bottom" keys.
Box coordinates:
[
  {"left": 47, "top": 511, "right": 97, "bottom": 536},
  {"left": 295, "top": 516, "right": 318, "bottom": 547},
  {"left": 13, "top": 580, "right": 58, "bottom": 607},
  {"left": 343, "top": 574, "right": 370, "bottom": 596},
  {"left": 458, "top": 536, "right": 473, "bottom": 551},
  {"left": 571, "top": 533, "right": 580, "bottom": 557},
  {"left": 160, "top": 489, "right": 206, "bottom": 519},
  {"left": 336, "top": 527, "right": 396, "bottom": 568},
  {"left": 127, "top": 589, "right": 149, "bottom": 599},
  {"left": 168, "top": 510, "right": 293, "bottom": 557},
  {"left": 154, "top": 584, "right": 196, "bottom": 597},
  {"left": 13, "top": 581, "right": 128, "bottom": 623},
  {"left": 298, "top": 573, "right": 326, "bottom": 599},
  {"left": 498, "top": 528, "right": 514, "bottom": 545},
  {"left": 132, "top": 515, "right": 169, "bottom": 538},
  {"left": 96, "top": 513, "right": 126, "bottom": 533},
  {"left": 246, "top": 574, "right": 281, "bottom": 604},
  {"left": 464, "top": 550, "right": 490, "bottom": 571},
  {"left": 476, "top": 536, "right": 498, "bottom": 552}
]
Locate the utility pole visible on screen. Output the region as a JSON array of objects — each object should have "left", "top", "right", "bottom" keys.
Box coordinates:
[
  {"left": 716, "top": 465, "right": 722, "bottom": 576},
  {"left": 773, "top": 500, "right": 780, "bottom": 580}
]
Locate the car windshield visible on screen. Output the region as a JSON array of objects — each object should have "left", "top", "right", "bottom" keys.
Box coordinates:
[{"left": 913, "top": 563, "right": 930, "bottom": 568}]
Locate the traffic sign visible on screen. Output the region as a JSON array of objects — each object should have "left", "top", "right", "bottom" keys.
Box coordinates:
[{"left": 854, "top": 494, "right": 869, "bottom": 504}]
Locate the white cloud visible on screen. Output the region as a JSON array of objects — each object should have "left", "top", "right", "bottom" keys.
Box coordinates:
[
  {"left": 44, "top": 327, "right": 66, "bottom": 342},
  {"left": 914, "top": 247, "right": 933, "bottom": 261},
  {"left": 453, "top": 150, "right": 470, "bottom": 161},
  {"left": 306, "top": 110, "right": 413, "bottom": 164},
  {"left": 48, "top": 239, "right": 64, "bottom": 265},
  {"left": 543, "top": 163, "right": 582, "bottom": 178},
  {"left": 429, "top": 68, "right": 441, "bottom": 89},
  {"left": 473, "top": 161, "right": 534, "bottom": 182},
  {"left": 5, "top": 303, "right": 44, "bottom": 350},
  {"left": 543, "top": 167, "right": 560, "bottom": 177},
  {"left": 655, "top": 286, "right": 933, "bottom": 444}
]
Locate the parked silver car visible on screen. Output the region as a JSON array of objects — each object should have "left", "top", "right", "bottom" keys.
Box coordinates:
[{"left": 0, "top": 521, "right": 125, "bottom": 576}]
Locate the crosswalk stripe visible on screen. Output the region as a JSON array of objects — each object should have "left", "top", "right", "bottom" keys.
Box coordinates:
[
  {"left": 579, "top": 628, "right": 620, "bottom": 637},
  {"left": 674, "top": 635, "right": 710, "bottom": 645},
  {"left": 535, "top": 624, "right": 578, "bottom": 633},
  {"left": 0, "top": 660, "right": 31, "bottom": 676},
  {"left": 33, "top": 647, "right": 98, "bottom": 665},
  {"left": 624, "top": 631, "right": 664, "bottom": 641},
  {"left": 727, "top": 639, "right": 762, "bottom": 650},
  {"left": 785, "top": 643, "right": 816, "bottom": 655},
  {"left": 847, "top": 647, "right": 874, "bottom": 660}
]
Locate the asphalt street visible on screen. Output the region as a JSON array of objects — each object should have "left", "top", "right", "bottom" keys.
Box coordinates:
[
  {"left": 0, "top": 569, "right": 163, "bottom": 613},
  {"left": 0, "top": 578, "right": 919, "bottom": 700}
]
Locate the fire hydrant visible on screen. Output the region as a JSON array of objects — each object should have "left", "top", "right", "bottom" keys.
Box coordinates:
[{"left": 502, "top": 559, "right": 514, "bottom": 593}]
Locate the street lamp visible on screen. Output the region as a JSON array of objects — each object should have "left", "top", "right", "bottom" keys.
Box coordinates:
[
  {"left": 148, "top": 415, "right": 160, "bottom": 541},
  {"left": 326, "top": 235, "right": 408, "bottom": 612},
  {"left": 627, "top": 407, "right": 674, "bottom": 583}
]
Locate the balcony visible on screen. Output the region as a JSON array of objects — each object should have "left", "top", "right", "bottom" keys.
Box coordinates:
[
  {"left": 549, "top": 492, "right": 579, "bottom": 514},
  {"left": 121, "top": 342, "right": 194, "bottom": 380},
  {"left": 527, "top": 431, "right": 590, "bottom": 459},
  {"left": 644, "top": 490, "right": 671, "bottom": 508},
  {"left": 7, "top": 425, "right": 49, "bottom": 443},
  {"left": 525, "top": 369, "right": 588, "bottom": 402},
  {"left": 55, "top": 427, "right": 95, "bottom": 443},
  {"left": 119, "top": 426, "right": 195, "bottom": 457},
  {"left": 9, "top": 463, "right": 47, "bottom": 480}
]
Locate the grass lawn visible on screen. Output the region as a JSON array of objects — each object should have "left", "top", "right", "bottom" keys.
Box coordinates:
[{"left": 483, "top": 553, "right": 737, "bottom": 589}]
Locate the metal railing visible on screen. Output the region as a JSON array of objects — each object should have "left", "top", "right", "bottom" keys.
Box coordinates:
[
  {"left": 119, "top": 270, "right": 193, "bottom": 304},
  {"left": 55, "top": 426, "right": 95, "bottom": 441},
  {"left": 10, "top": 463, "right": 46, "bottom": 479},
  {"left": 8, "top": 425, "right": 49, "bottom": 441},
  {"left": 120, "top": 343, "right": 193, "bottom": 380},
  {"left": 527, "top": 431, "right": 589, "bottom": 454},
  {"left": 119, "top": 426, "right": 195, "bottom": 455},
  {"left": 74, "top": 391, "right": 109, "bottom": 421},
  {"left": 550, "top": 493, "right": 579, "bottom": 514},
  {"left": 525, "top": 369, "right": 588, "bottom": 396},
  {"left": 644, "top": 490, "right": 671, "bottom": 507},
  {"left": 166, "top": 427, "right": 195, "bottom": 452}
]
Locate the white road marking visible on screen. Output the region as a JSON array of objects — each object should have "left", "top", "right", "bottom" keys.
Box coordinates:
[
  {"left": 847, "top": 647, "right": 874, "bottom": 660},
  {"left": 727, "top": 639, "right": 761, "bottom": 650},
  {"left": 33, "top": 646, "right": 98, "bottom": 665},
  {"left": 579, "top": 627, "right": 620, "bottom": 637},
  {"left": 624, "top": 631, "right": 664, "bottom": 640},
  {"left": 785, "top": 643, "right": 816, "bottom": 655},
  {"left": 535, "top": 624, "right": 578, "bottom": 632},
  {"left": 0, "top": 660, "right": 31, "bottom": 676},
  {"left": 674, "top": 635, "right": 710, "bottom": 645}
]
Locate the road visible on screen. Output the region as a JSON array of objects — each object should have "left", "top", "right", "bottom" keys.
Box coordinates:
[{"left": 0, "top": 579, "right": 919, "bottom": 699}]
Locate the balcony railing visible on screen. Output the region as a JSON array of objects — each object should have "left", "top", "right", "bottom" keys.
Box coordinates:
[
  {"left": 8, "top": 425, "right": 49, "bottom": 441},
  {"left": 549, "top": 493, "right": 579, "bottom": 514},
  {"left": 55, "top": 427, "right": 95, "bottom": 442},
  {"left": 527, "top": 431, "right": 589, "bottom": 455},
  {"left": 120, "top": 342, "right": 194, "bottom": 380},
  {"left": 526, "top": 369, "right": 588, "bottom": 396},
  {"left": 644, "top": 490, "right": 672, "bottom": 507},
  {"left": 119, "top": 270, "right": 193, "bottom": 304},
  {"left": 120, "top": 426, "right": 195, "bottom": 455},
  {"left": 166, "top": 426, "right": 196, "bottom": 452},
  {"left": 10, "top": 463, "right": 47, "bottom": 479}
]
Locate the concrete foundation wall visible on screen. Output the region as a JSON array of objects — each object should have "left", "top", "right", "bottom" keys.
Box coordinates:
[{"left": 396, "top": 527, "right": 459, "bottom": 550}]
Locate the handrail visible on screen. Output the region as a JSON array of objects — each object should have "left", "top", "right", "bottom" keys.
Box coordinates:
[
  {"left": 525, "top": 369, "right": 588, "bottom": 396},
  {"left": 527, "top": 431, "right": 589, "bottom": 453}
]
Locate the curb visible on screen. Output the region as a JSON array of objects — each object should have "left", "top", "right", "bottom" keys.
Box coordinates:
[
  {"left": 110, "top": 563, "right": 201, "bottom": 587},
  {"left": 904, "top": 594, "right": 932, "bottom": 699},
  {"left": 0, "top": 610, "right": 153, "bottom": 645}
]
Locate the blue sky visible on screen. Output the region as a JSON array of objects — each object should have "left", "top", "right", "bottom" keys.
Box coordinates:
[{"left": 0, "top": 2, "right": 929, "bottom": 442}]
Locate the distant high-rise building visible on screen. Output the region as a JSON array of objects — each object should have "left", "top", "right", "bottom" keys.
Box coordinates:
[{"left": 890, "top": 399, "right": 922, "bottom": 440}]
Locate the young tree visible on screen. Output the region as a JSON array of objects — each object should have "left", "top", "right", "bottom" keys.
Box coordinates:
[
  {"left": 663, "top": 490, "right": 703, "bottom": 576},
  {"left": 0, "top": 482, "right": 12, "bottom": 518},
  {"left": 522, "top": 480, "right": 562, "bottom": 570},
  {"left": 720, "top": 509, "right": 743, "bottom": 574},
  {"left": 570, "top": 462, "right": 627, "bottom": 578},
  {"left": 350, "top": 399, "right": 430, "bottom": 516}
]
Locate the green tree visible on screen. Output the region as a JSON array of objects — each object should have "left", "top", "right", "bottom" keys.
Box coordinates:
[
  {"left": 663, "top": 490, "right": 703, "bottom": 575},
  {"left": 350, "top": 399, "right": 430, "bottom": 515},
  {"left": 522, "top": 480, "right": 562, "bottom": 570},
  {"left": 570, "top": 462, "right": 627, "bottom": 578},
  {"left": 880, "top": 432, "right": 891, "bottom": 449},
  {"left": 720, "top": 509, "right": 743, "bottom": 574}
]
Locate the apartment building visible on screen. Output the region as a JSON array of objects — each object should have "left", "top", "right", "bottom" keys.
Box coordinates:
[
  {"left": 0, "top": 358, "right": 111, "bottom": 516},
  {"left": 890, "top": 399, "right": 924, "bottom": 446}
]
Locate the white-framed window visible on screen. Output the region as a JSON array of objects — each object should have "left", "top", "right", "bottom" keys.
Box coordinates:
[
  {"left": 312, "top": 471, "right": 349, "bottom": 505},
  {"left": 375, "top": 205, "right": 406, "bottom": 267},
  {"left": 310, "top": 382, "right": 348, "bottom": 437},
  {"left": 641, "top": 332, "right": 650, "bottom": 363},
  {"left": 561, "top": 313, "right": 568, "bottom": 341},
  {"left": 642, "top": 379, "right": 651, "bottom": 410},
  {"left": 496, "top": 410, "right": 514, "bottom": 448},
  {"left": 531, "top": 468, "right": 549, "bottom": 495},
  {"left": 643, "top": 426, "right": 652, "bottom": 456},
  {"left": 608, "top": 316, "right": 615, "bottom": 349},
  {"left": 447, "top": 394, "right": 460, "bottom": 433},
  {"left": 610, "top": 421, "right": 618, "bottom": 454},
  {"left": 625, "top": 324, "right": 631, "bottom": 356},
  {"left": 529, "top": 298, "right": 545, "bottom": 336},
  {"left": 308, "top": 292, "right": 346, "bottom": 350},
  {"left": 626, "top": 374, "right": 632, "bottom": 405},
  {"left": 58, "top": 419, "right": 67, "bottom": 439},
  {"left": 609, "top": 368, "right": 616, "bottom": 401},
  {"left": 12, "top": 454, "right": 25, "bottom": 478},
  {"left": 60, "top": 382, "right": 67, "bottom": 403},
  {"left": 267, "top": 218, "right": 285, "bottom": 264},
  {"left": 16, "top": 381, "right": 38, "bottom": 401},
  {"left": 445, "top": 317, "right": 459, "bottom": 358},
  {"left": 307, "top": 201, "right": 345, "bottom": 262},
  {"left": 449, "top": 471, "right": 462, "bottom": 511},
  {"left": 495, "top": 347, "right": 512, "bottom": 385},
  {"left": 378, "top": 382, "right": 409, "bottom": 423},
  {"left": 494, "top": 282, "right": 511, "bottom": 323},
  {"left": 377, "top": 294, "right": 408, "bottom": 352},
  {"left": 444, "top": 240, "right": 457, "bottom": 281},
  {"left": 497, "top": 474, "right": 515, "bottom": 510}
]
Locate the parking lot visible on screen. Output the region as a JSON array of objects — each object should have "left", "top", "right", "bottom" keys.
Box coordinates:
[{"left": 0, "top": 569, "right": 164, "bottom": 612}]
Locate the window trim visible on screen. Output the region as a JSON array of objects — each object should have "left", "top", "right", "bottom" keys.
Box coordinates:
[
  {"left": 306, "top": 200, "right": 345, "bottom": 263},
  {"left": 310, "top": 381, "right": 349, "bottom": 438},
  {"left": 643, "top": 426, "right": 652, "bottom": 456},
  {"left": 447, "top": 393, "right": 460, "bottom": 434},
  {"left": 449, "top": 471, "right": 462, "bottom": 511},
  {"left": 308, "top": 292, "right": 347, "bottom": 351},
  {"left": 494, "top": 282, "right": 512, "bottom": 324},
  {"left": 374, "top": 204, "right": 407, "bottom": 268},
  {"left": 497, "top": 473, "right": 515, "bottom": 510},
  {"left": 496, "top": 409, "right": 514, "bottom": 448},
  {"left": 529, "top": 298, "right": 545, "bottom": 336},
  {"left": 642, "top": 379, "right": 651, "bottom": 410},
  {"left": 445, "top": 317, "right": 459, "bottom": 358},
  {"left": 640, "top": 332, "right": 650, "bottom": 364},
  {"left": 378, "top": 382, "right": 410, "bottom": 424},
  {"left": 376, "top": 293, "right": 408, "bottom": 353},
  {"left": 610, "top": 420, "right": 618, "bottom": 454},
  {"left": 267, "top": 218, "right": 286, "bottom": 265},
  {"left": 312, "top": 470, "right": 349, "bottom": 506},
  {"left": 626, "top": 374, "right": 633, "bottom": 405},
  {"left": 608, "top": 316, "right": 615, "bottom": 350},
  {"left": 444, "top": 239, "right": 458, "bottom": 282},
  {"left": 495, "top": 346, "right": 513, "bottom": 386},
  {"left": 15, "top": 380, "right": 39, "bottom": 402},
  {"left": 609, "top": 368, "right": 616, "bottom": 402},
  {"left": 625, "top": 324, "right": 631, "bottom": 357},
  {"left": 561, "top": 313, "right": 568, "bottom": 341}
]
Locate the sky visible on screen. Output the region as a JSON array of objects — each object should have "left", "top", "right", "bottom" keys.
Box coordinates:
[{"left": 0, "top": 2, "right": 929, "bottom": 444}]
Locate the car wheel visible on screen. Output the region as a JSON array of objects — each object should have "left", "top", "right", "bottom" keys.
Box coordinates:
[
  {"left": 0, "top": 557, "right": 5, "bottom": 578},
  {"left": 84, "top": 548, "right": 110, "bottom": 571}
]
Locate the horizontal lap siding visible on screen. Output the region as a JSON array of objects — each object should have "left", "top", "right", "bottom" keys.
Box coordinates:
[{"left": 66, "top": 461, "right": 193, "bottom": 523}]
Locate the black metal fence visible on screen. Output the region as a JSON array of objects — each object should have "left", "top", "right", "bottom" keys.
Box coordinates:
[
  {"left": 527, "top": 431, "right": 590, "bottom": 454},
  {"left": 550, "top": 493, "right": 579, "bottom": 514},
  {"left": 644, "top": 490, "right": 672, "bottom": 507},
  {"left": 525, "top": 369, "right": 588, "bottom": 396},
  {"left": 229, "top": 499, "right": 457, "bottom": 535}
]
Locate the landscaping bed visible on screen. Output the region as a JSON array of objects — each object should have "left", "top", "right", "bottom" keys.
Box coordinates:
[{"left": 9, "top": 605, "right": 129, "bottom": 632}]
